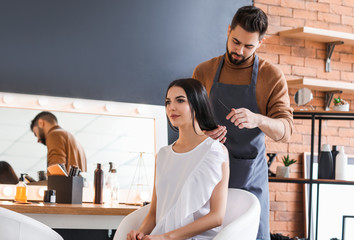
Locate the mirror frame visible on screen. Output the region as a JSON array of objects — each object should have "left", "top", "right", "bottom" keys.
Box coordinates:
[
  {"left": 0, "top": 92, "right": 168, "bottom": 153},
  {"left": 0, "top": 92, "right": 168, "bottom": 202}
]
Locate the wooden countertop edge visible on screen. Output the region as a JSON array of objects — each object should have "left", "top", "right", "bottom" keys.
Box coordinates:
[{"left": 0, "top": 203, "right": 140, "bottom": 215}]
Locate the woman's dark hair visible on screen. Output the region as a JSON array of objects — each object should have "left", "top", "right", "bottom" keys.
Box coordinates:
[
  {"left": 165, "top": 78, "right": 217, "bottom": 133},
  {"left": 230, "top": 5, "right": 268, "bottom": 40},
  {"left": 0, "top": 161, "right": 19, "bottom": 184}
]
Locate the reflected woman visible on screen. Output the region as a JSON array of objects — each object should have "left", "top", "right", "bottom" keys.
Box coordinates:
[
  {"left": 0, "top": 161, "right": 19, "bottom": 184},
  {"left": 127, "top": 78, "right": 229, "bottom": 240}
]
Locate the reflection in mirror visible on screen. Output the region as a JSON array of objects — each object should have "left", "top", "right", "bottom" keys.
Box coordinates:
[
  {"left": 294, "top": 88, "right": 313, "bottom": 106},
  {"left": 0, "top": 92, "right": 167, "bottom": 203}
]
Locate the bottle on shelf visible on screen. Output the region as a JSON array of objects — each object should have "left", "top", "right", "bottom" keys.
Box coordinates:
[
  {"left": 94, "top": 163, "right": 104, "bottom": 204},
  {"left": 335, "top": 146, "right": 348, "bottom": 181},
  {"left": 318, "top": 144, "right": 333, "bottom": 179},
  {"left": 108, "top": 162, "right": 113, "bottom": 173},
  {"left": 331, "top": 145, "right": 339, "bottom": 179},
  {"left": 105, "top": 162, "right": 120, "bottom": 205},
  {"left": 14, "top": 173, "right": 28, "bottom": 202},
  {"left": 104, "top": 162, "right": 112, "bottom": 204},
  {"left": 110, "top": 167, "right": 120, "bottom": 205}
]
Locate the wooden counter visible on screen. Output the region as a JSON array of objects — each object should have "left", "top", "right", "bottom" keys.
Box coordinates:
[
  {"left": 0, "top": 201, "right": 140, "bottom": 229},
  {"left": 0, "top": 201, "right": 139, "bottom": 215}
]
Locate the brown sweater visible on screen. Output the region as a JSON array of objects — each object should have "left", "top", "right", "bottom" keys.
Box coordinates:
[
  {"left": 46, "top": 126, "right": 87, "bottom": 172},
  {"left": 192, "top": 53, "right": 293, "bottom": 142}
]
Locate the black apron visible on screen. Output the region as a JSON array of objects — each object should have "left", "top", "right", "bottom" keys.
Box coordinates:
[{"left": 209, "top": 55, "right": 270, "bottom": 240}]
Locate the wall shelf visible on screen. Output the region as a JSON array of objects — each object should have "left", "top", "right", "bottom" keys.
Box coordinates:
[
  {"left": 279, "top": 27, "right": 354, "bottom": 46},
  {"left": 279, "top": 27, "right": 354, "bottom": 72},
  {"left": 288, "top": 78, "right": 354, "bottom": 110},
  {"left": 287, "top": 78, "right": 354, "bottom": 94},
  {"left": 292, "top": 110, "right": 354, "bottom": 119},
  {"left": 270, "top": 111, "right": 354, "bottom": 240},
  {"left": 269, "top": 177, "right": 354, "bottom": 185}
]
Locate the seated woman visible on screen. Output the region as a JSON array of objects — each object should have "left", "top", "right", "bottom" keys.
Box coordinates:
[{"left": 127, "top": 78, "right": 229, "bottom": 240}]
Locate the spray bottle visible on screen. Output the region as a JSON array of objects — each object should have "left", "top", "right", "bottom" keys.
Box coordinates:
[
  {"left": 105, "top": 162, "right": 120, "bottom": 204},
  {"left": 14, "top": 173, "right": 27, "bottom": 202}
]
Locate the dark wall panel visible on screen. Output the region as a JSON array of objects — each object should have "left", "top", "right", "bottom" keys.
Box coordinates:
[{"left": 0, "top": 0, "right": 251, "bottom": 106}]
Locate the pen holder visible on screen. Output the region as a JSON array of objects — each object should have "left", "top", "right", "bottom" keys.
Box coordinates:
[{"left": 48, "top": 176, "right": 83, "bottom": 204}]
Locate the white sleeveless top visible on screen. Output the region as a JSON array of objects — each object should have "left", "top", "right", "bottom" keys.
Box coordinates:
[{"left": 150, "top": 137, "right": 227, "bottom": 239}]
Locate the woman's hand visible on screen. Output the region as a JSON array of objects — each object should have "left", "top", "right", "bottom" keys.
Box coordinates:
[
  {"left": 127, "top": 230, "right": 145, "bottom": 240},
  {"left": 141, "top": 234, "right": 169, "bottom": 240}
]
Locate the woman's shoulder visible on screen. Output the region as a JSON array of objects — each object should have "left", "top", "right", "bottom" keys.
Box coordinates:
[
  {"left": 157, "top": 144, "right": 172, "bottom": 156},
  {"left": 208, "top": 137, "right": 227, "bottom": 151},
  {"left": 205, "top": 138, "right": 228, "bottom": 162}
]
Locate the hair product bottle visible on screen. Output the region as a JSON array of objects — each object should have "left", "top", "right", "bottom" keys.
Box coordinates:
[
  {"left": 110, "top": 167, "right": 120, "bottom": 205},
  {"left": 105, "top": 162, "right": 120, "bottom": 204},
  {"left": 335, "top": 146, "right": 347, "bottom": 181},
  {"left": 331, "top": 145, "right": 339, "bottom": 179},
  {"left": 14, "top": 173, "right": 27, "bottom": 202},
  {"left": 94, "top": 163, "right": 104, "bottom": 204},
  {"left": 318, "top": 144, "right": 333, "bottom": 179}
]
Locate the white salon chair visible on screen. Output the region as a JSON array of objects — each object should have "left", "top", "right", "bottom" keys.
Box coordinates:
[
  {"left": 113, "top": 188, "right": 261, "bottom": 240},
  {"left": 0, "top": 207, "right": 64, "bottom": 240}
]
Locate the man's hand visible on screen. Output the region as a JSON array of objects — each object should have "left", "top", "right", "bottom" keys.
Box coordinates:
[
  {"left": 204, "top": 125, "right": 227, "bottom": 143},
  {"left": 226, "top": 108, "right": 260, "bottom": 129}
]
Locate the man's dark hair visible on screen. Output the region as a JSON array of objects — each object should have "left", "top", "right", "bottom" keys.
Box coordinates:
[
  {"left": 30, "top": 111, "right": 58, "bottom": 131},
  {"left": 230, "top": 5, "right": 268, "bottom": 40},
  {"left": 165, "top": 78, "right": 217, "bottom": 133}
]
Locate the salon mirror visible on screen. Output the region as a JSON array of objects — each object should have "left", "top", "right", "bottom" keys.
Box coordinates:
[
  {"left": 0, "top": 92, "right": 167, "bottom": 202},
  {"left": 294, "top": 88, "right": 313, "bottom": 106}
]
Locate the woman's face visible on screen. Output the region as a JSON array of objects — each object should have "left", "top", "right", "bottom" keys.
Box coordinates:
[{"left": 165, "top": 86, "right": 193, "bottom": 128}]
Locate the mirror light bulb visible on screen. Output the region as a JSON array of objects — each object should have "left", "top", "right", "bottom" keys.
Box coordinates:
[
  {"left": 72, "top": 100, "right": 83, "bottom": 109},
  {"left": 38, "top": 187, "right": 46, "bottom": 198},
  {"left": 38, "top": 97, "right": 48, "bottom": 106},
  {"left": 105, "top": 104, "right": 114, "bottom": 112},
  {"left": 3, "top": 186, "right": 14, "bottom": 197},
  {"left": 3, "top": 94, "right": 13, "bottom": 104}
]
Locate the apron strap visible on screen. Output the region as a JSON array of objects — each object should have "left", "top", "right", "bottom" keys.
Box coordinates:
[
  {"left": 213, "top": 55, "right": 225, "bottom": 83},
  {"left": 250, "top": 55, "right": 259, "bottom": 87},
  {"left": 214, "top": 54, "right": 259, "bottom": 86}
]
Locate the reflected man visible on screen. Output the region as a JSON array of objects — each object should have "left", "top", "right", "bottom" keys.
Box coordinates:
[{"left": 30, "top": 111, "right": 87, "bottom": 173}]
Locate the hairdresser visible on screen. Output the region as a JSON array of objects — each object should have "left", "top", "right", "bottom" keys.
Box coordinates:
[
  {"left": 192, "top": 6, "right": 293, "bottom": 240},
  {"left": 30, "top": 111, "right": 87, "bottom": 174}
]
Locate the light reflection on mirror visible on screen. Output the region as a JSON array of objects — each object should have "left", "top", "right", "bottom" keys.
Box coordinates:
[{"left": 0, "top": 92, "right": 168, "bottom": 203}]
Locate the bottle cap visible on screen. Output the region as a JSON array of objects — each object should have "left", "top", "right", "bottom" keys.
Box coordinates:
[
  {"left": 332, "top": 145, "right": 338, "bottom": 151},
  {"left": 321, "top": 144, "right": 331, "bottom": 152},
  {"left": 19, "top": 173, "right": 27, "bottom": 181},
  {"left": 340, "top": 146, "right": 345, "bottom": 153}
]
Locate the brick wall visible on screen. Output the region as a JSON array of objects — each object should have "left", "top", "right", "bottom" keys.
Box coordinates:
[{"left": 253, "top": 0, "right": 354, "bottom": 238}]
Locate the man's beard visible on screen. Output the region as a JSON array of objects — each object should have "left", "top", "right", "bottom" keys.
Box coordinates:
[
  {"left": 226, "top": 42, "right": 252, "bottom": 66},
  {"left": 38, "top": 127, "right": 46, "bottom": 146}
]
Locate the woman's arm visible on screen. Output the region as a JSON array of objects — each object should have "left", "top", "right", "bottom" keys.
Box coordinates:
[
  {"left": 144, "top": 156, "right": 230, "bottom": 240},
  {"left": 126, "top": 158, "right": 158, "bottom": 240}
]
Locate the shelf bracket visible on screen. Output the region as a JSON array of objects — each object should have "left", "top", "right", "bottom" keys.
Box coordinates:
[
  {"left": 326, "top": 41, "right": 344, "bottom": 72},
  {"left": 325, "top": 90, "right": 342, "bottom": 111}
]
